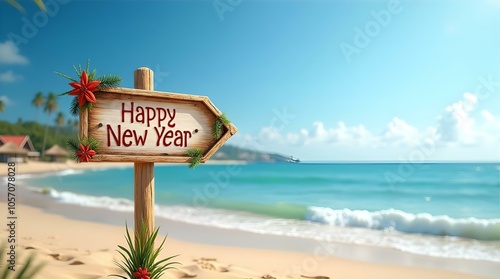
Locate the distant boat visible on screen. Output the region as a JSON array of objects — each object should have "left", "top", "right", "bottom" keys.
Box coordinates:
[{"left": 288, "top": 156, "right": 301, "bottom": 163}]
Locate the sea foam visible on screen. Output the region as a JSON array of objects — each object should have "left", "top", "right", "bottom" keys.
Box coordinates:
[
  {"left": 14, "top": 169, "right": 85, "bottom": 180},
  {"left": 39, "top": 188, "right": 500, "bottom": 262},
  {"left": 306, "top": 206, "right": 500, "bottom": 241},
  {"left": 49, "top": 189, "right": 134, "bottom": 212}
]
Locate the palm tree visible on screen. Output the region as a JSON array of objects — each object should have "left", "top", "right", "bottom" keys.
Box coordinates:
[
  {"left": 0, "top": 100, "right": 4, "bottom": 113},
  {"left": 32, "top": 92, "right": 44, "bottom": 120},
  {"left": 54, "top": 112, "right": 65, "bottom": 138},
  {"left": 72, "top": 119, "right": 79, "bottom": 132},
  {"left": 7, "top": 0, "right": 46, "bottom": 13},
  {"left": 41, "top": 92, "right": 58, "bottom": 157},
  {"left": 66, "top": 119, "right": 79, "bottom": 132}
]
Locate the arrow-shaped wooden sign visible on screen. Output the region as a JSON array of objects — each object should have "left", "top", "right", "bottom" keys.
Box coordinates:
[
  {"left": 77, "top": 67, "right": 237, "bottom": 234},
  {"left": 79, "top": 86, "right": 237, "bottom": 163}
]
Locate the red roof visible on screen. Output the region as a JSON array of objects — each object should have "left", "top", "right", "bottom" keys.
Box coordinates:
[{"left": 0, "top": 135, "right": 28, "bottom": 147}]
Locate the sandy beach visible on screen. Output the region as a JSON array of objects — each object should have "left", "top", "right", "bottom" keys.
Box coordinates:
[
  {"left": 1, "top": 200, "right": 493, "bottom": 279},
  {"left": 0, "top": 161, "right": 497, "bottom": 279}
]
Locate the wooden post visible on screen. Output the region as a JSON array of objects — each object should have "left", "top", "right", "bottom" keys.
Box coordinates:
[
  {"left": 134, "top": 67, "right": 155, "bottom": 235},
  {"left": 79, "top": 108, "right": 88, "bottom": 140}
]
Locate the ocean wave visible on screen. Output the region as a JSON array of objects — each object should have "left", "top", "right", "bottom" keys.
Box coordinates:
[
  {"left": 15, "top": 169, "right": 85, "bottom": 180},
  {"left": 48, "top": 189, "right": 134, "bottom": 212},
  {"left": 34, "top": 188, "right": 500, "bottom": 262},
  {"left": 46, "top": 186, "right": 500, "bottom": 241},
  {"left": 202, "top": 199, "right": 308, "bottom": 220},
  {"left": 306, "top": 206, "right": 500, "bottom": 241},
  {"left": 234, "top": 174, "right": 339, "bottom": 185},
  {"left": 57, "top": 169, "right": 86, "bottom": 176}
]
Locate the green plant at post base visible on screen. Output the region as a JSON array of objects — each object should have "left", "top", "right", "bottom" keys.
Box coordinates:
[
  {"left": 0, "top": 243, "right": 44, "bottom": 279},
  {"left": 110, "top": 223, "right": 179, "bottom": 279},
  {"left": 212, "top": 113, "right": 230, "bottom": 140},
  {"left": 186, "top": 148, "right": 203, "bottom": 169}
]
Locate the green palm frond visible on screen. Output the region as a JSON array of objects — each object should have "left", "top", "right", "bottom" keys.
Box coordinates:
[
  {"left": 6, "top": 0, "right": 25, "bottom": 13},
  {"left": 33, "top": 0, "right": 46, "bottom": 11},
  {"left": 0, "top": 243, "right": 44, "bottom": 279},
  {"left": 110, "top": 223, "right": 179, "bottom": 279},
  {"left": 7, "top": 0, "right": 46, "bottom": 13}
]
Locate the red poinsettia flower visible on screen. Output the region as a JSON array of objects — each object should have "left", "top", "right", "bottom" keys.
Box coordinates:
[
  {"left": 68, "top": 71, "right": 101, "bottom": 107},
  {"left": 75, "top": 144, "right": 96, "bottom": 163},
  {"left": 133, "top": 267, "right": 150, "bottom": 279}
]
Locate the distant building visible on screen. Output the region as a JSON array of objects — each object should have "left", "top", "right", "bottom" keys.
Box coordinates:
[
  {"left": 0, "top": 135, "right": 40, "bottom": 161},
  {"left": 0, "top": 142, "right": 28, "bottom": 163},
  {"left": 45, "top": 144, "right": 69, "bottom": 162}
]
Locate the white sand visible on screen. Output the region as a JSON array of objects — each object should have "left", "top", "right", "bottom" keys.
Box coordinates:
[{"left": 0, "top": 203, "right": 493, "bottom": 279}]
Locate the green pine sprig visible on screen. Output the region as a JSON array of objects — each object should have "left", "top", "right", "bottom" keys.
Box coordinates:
[
  {"left": 55, "top": 59, "right": 121, "bottom": 97},
  {"left": 97, "top": 74, "right": 122, "bottom": 89},
  {"left": 67, "top": 137, "right": 99, "bottom": 162},
  {"left": 86, "top": 137, "right": 100, "bottom": 151},
  {"left": 110, "top": 223, "right": 180, "bottom": 279},
  {"left": 212, "top": 113, "right": 230, "bottom": 139},
  {"left": 55, "top": 59, "right": 91, "bottom": 93},
  {"left": 70, "top": 97, "right": 79, "bottom": 116},
  {"left": 186, "top": 148, "right": 203, "bottom": 169},
  {"left": 69, "top": 97, "right": 93, "bottom": 116},
  {"left": 54, "top": 71, "right": 77, "bottom": 83}
]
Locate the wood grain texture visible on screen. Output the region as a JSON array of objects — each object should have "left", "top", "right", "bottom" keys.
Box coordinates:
[
  {"left": 79, "top": 108, "right": 88, "bottom": 140},
  {"left": 134, "top": 161, "right": 154, "bottom": 234},
  {"left": 203, "top": 123, "right": 238, "bottom": 161},
  {"left": 88, "top": 92, "right": 217, "bottom": 156},
  {"left": 95, "top": 87, "right": 210, "bottom": 102},
  {"left": 86, "top": 87, "right": 237, "bottom": 162},
  {"left": 91, "top": 154, "right": 192, "bottom": 163},
  {"left": 133, "top": 67, "right": 155, "bottom": 236},
  {"left": 79, "top": 67, "right": 239, "bottom": 236}
]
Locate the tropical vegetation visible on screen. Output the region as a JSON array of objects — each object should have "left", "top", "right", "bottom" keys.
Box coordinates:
[
  {"left": 0, "top": 120, "right": 75, "bottom": 158},
  {"left": 0, "top": 243, "right": 44, "bottom": 279},
  {"left": 110, "top": 224, "right": 179, "bottom": 279}
]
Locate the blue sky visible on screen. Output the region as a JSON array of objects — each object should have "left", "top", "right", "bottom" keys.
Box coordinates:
[{"left": 0, "top": 0, "right": 499, "bottom": 161}]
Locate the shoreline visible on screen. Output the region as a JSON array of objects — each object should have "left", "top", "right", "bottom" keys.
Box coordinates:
[
  {"left": 5, "top": 185, "right": 499, "bottom": 279},
  {"left": 2, "top": 200, "right": 495, "bottom": 279},
  {"left": 0, "top": 159, "right": 246, "bottom": 177}
]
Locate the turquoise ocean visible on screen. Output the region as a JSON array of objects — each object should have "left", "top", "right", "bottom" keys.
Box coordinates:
[{"left": 21, "top": 162, "right": 500, "bottom": 262}]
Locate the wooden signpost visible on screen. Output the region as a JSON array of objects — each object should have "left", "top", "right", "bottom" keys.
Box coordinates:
[{"left": 78, "top": 67, "right": 237, "bottom": 234}]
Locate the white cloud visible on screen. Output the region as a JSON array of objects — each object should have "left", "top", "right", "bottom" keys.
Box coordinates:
[
  {"left": 478, "top": 109, "right": 500, "bottom": 144},
  {"left": 481, "top": 109, "right": 495, "bottom": 122},
  {"left": 0, "top": 40, "right": 29, "bottom": 65},
  {"left": 382, "top": 117, "right": 420, "bottom": 146},
  {"left": 279, "top": 121, "right": 375, "bottom": 147},
  {"left": 286, "top": 120, "right": 413, "bottom": 147},
  {"left": 258, "top": 127, "right": 282, "bottom": 142},
  {"left": 436, "top": 92, "right": 479, "bottom": 145},
  {"left": 0, "top": 70, "right": 22, "bottom": 82},
  {"left": 242, "top": 92, "right": 500, "bottom": 161},
  {"left": 0, "top": 96, "right": 13, "bottom": 105}
]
